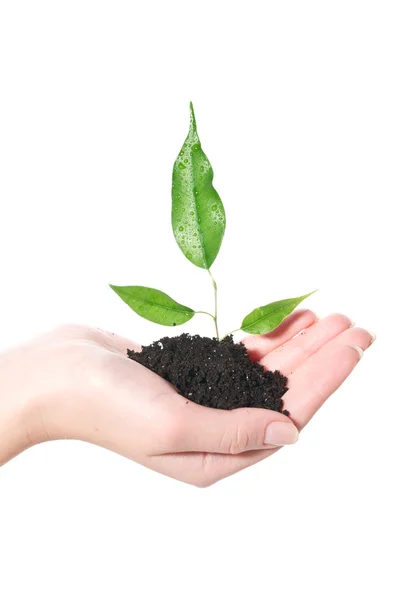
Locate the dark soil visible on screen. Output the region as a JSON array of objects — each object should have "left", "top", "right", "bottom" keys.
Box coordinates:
[{"left": 127, "top": 334, "right": 289, "bottom": 414}]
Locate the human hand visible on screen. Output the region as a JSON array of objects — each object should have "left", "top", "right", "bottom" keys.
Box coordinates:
[{"left": 0, "top": 312, "right": 374, "bottom": 486}]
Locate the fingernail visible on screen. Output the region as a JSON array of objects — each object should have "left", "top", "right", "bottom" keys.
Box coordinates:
[
  {"left": 369, "top": 331, "right": 376, "bottom": 344},
  {"left": 264, "top": 422, "right": 299, "bottom": 446},
  {"left": 351, "top": 345, "right": 364, "bottom": 358},
  {"left": 349, "top": 318, "right": 355, "bottom": 327}
]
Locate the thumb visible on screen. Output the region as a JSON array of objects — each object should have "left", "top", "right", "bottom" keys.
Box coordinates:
[{"left": 174, "top": 404, "right": 299, "bottom": 454}]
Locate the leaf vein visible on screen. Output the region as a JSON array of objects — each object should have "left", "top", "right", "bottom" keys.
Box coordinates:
[
  {"left": 129, "top": 296, "right": 192, "bottom": 313},
  {"left": 244, "top": 305, "right": 289, "bottom": 327}
]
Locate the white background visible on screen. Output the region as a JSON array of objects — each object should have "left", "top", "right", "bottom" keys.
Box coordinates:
[{"left": 0, "top": 1, "right": 398, "bottom": 598}]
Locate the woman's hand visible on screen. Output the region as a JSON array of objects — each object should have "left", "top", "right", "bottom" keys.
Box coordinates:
[{"left": 0, "top": 311, "right": 374, "bottom": 486}]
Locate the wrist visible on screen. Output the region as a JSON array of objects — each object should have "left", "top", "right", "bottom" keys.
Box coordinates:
[{"left": 0, "top": 347, "right": 42, "bottom": 466}]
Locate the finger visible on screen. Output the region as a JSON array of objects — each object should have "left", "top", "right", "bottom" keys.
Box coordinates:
[
  {"left": 260, "top": 313, "right": 353, "bottom": 373},
  {"left": 163, "top": 403, "right": 299, "bottom": 454},
  {"left": 302, "top": 326, "right": 374, "bottom": 357},
  {"left": 243, "top": 309, "right": 318, "bottom": 361},
  {"left": 283, "top": 329, "right": 373, "bottom": 429}
]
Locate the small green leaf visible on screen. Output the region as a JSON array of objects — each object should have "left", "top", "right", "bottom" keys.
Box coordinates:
[
  {"left": 241, "top": 291, "right": 317, "bottom": 335},
  {"left": 172, "top": 102, "right": 226, "bottom": 269},
  {"left": 109, "top": 285, "right": 195, "bottom": 326}
]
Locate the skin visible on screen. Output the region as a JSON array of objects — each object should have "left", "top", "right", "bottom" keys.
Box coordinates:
[{"left": 0, "top": 310, "right": 374, "bottom": 486}]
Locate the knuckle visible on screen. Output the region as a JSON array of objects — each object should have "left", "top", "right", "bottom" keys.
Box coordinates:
[
  {"left": 194, "top": 477, "right": 214, "bottom": 489},
  {"left": 195, "top": 468, "right": 217, "bottom": 488},
  {"left": 226, "top": 426, "right": 251, "bottom": 454},
  {"left": 189, "top": 454, "right": 219, "bottom": 488}
]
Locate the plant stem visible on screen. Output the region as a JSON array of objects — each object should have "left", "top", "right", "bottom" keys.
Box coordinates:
[
  {"left": 207, "top": 269, "right": 219, "bottom": 340},
  {"left": 195, "top": 310, "right": 219, "bottom": 338},
  {"left": 196, "top": 311, "right": 216, "bottom": 320}
]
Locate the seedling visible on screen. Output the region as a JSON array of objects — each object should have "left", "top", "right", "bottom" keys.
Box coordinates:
[{"left": 110, "top": 103, "right": 315, "bottom": 340}]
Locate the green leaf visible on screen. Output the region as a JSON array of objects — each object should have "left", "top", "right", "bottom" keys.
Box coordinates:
[
  {"left": 109, "top": 285, "right": 195, "bottom": 326},
  {"left": 241, "top": 291, "right": 317, "bottom": 335},
  {"left": 172, "top": 102, "right": 226, "bottom": 269}
]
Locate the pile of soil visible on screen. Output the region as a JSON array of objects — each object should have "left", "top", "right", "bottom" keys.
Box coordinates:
[{"left": 127, "top": 334, "right": 289, "bottom": 414}]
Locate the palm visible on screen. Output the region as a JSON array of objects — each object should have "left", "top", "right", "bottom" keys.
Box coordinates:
[
  {"left": 86, "top": 310, "right": 373, "bottom": 485},
  {"left": 141, "top": 310, "right": 373, "bottom": 483}
]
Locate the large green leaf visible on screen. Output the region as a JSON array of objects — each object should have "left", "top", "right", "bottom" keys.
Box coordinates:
[
  {"left": 109, "top": 285, "right": 195, "bottom": 326},
  {"left": 172, "top": 102, "right": 226, "bottom": 269},
  {"left": 241, "top": 291, "right": 316, "bottom": 335}
]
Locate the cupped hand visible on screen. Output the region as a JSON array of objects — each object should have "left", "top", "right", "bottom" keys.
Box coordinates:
[{"left": 0, "top": 312, "right": 374, "bottom": 486}]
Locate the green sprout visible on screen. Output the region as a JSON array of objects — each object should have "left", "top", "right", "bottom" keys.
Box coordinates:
[{"left": 110, "top": 103, "right": 315, "bottom": 340}]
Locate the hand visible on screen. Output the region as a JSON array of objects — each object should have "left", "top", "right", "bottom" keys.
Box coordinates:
[{"left": 0, "top": 312, "right": 374, "bottom": 486}]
